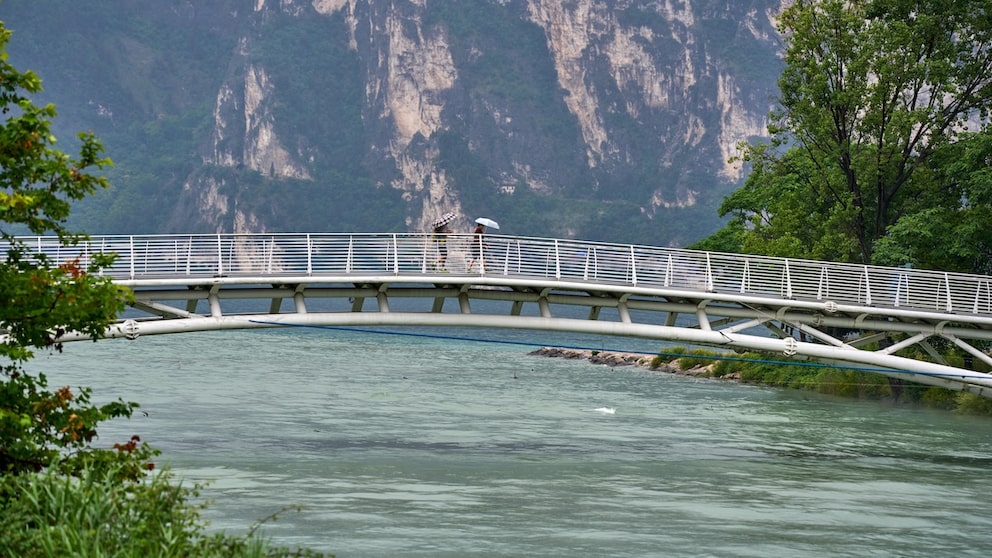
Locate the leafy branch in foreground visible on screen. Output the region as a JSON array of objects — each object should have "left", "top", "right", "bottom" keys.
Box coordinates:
[
  {"left": 0, "top": 19, "right": 330, "bottom": 555},
  {"left": 1, "top": 16, "right": 138, "bottom": 478}
]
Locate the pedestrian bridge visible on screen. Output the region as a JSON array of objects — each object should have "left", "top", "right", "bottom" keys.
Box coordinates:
[{"left": 21, "top": 232, "right": 992, "bottom": 398}]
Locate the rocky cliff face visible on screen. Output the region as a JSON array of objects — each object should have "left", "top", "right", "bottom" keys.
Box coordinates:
[{"left": 3, "top": 0, "right": 783, "bottom": 245}]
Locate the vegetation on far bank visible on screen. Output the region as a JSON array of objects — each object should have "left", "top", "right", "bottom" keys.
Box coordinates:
[
  {"left": 691, "top": 0, "right": 992, "bottom": 275},
  {"left": 684, "top": 0, "right": 992, "bottom": 412},
  {"left": 651, "top": 347, "right": 992, "bottom": 416}
]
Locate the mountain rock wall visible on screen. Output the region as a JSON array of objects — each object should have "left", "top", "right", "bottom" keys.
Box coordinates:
[{"left": 3, "top": 0, "right": 783, "bottom": 245}]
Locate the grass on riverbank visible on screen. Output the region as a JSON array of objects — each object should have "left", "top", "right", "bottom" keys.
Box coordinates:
[
  {"left": 0, "top": 464, "right": 328, "bottom": 558},
  {"left": 651, "top": 347, "right": 992, "bottom": 416}
]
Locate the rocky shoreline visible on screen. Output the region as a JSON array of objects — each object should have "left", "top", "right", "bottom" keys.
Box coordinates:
[{"left": 528, "top": 347, "right": 742, "bottom": 381}]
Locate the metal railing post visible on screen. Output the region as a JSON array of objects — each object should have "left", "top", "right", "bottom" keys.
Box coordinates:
[
  {"left": 392, "top": 234, "right": 399, "bottom": 274},
  {"left": 266, "top": 237, "right": 273, "bottom": 274},
  {"left": 303, "top": 234, "right": 311, "bottom": 276},
  {"left": 975, "top": 281, "right": 991, "bottom": 314},
  {"left": 185, "top": 238, "right": 192, "bottom": 276},
  {"left": 862, "top": 266, "right": 872, "bottom": 305},
  {"left": 629, "top": 246, "right": 637, "bottom": 286},
  {"left": 895, "top": 272, "right": 908, "bottom": 307},
  {"left": 944, "top": 273, "right": 953, "bottom": 312},
  {"left": 346, "top": 237, "right": 354, "bottom": 273},
  {"left": 817, "top": 266, "right": 828, "bottom": 300},
  {"left": 783, "top": 259, "right": 793, "bottom": 299},
  {"left": 705, "top": 252, "right": 713, "bottom": 292},
  {"left": 216, "top": 234, "right": 223, "bottom": 276}
]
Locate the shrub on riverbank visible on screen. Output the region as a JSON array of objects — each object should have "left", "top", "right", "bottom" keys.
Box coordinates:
[
  {"left": 652, "top": 347, "right": 992, "bottom": 416},
  {"left": 0, "top": 463, "right": 326, "bottom": 558}
]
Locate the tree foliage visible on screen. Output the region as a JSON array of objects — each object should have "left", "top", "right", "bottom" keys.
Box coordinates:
[
  {"left": 0, "top": 21, "right": 329, "bottom": 555},
  {"left": 0, "top": 19, "right": 334, "bottom": 555},
  {"left": 872, "top": 130, "right": 992, "bottom": 273},
  {"left": 0, "top": 19, "right": 141, "bottom": 477},
  {"left": 697, "top": 0, "right": 992, "bottom": 272}
]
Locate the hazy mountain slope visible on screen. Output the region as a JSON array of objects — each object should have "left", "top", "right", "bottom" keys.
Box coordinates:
[{"left": 1, "top": 0, "right": 783, "bottom": 245}]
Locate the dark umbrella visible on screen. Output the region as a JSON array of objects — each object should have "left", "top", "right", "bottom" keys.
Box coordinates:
[{"left": 431, "top": 212, "right": 457, "bottom": 230}]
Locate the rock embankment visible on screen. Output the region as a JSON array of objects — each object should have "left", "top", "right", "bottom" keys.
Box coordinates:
[
  {"left": 529, "top": 347, "right": 740, "bottom": 380},
  {"left": 530, "top": 347, "right": 656, "bottom": 367}
]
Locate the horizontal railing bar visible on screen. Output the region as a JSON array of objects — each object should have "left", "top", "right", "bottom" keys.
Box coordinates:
[{"left": 12, "top": 232, "right": 992, "bottom": 318}]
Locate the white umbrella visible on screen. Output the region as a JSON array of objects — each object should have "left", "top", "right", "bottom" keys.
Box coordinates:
[{"left": 475, "top": 217, "right": 500, "bottom": 230}]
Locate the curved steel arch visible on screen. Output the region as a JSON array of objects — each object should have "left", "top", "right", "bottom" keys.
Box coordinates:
[{"left": 89, "top": 308, "right": 992, "bottom": 397}]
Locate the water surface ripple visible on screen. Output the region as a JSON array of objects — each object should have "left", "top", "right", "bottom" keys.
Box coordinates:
[{"left": 32, "top": 328, "right": 992, "bottom": 557}]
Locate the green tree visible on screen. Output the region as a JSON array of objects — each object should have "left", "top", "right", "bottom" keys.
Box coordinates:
[
  {"left": 0, "top": 21, "right": 329, "bottom": 556},
  {"left": 872, "top": 129, "right": 992, "bottom": 273},
  {"left": 0, "top": 19, "right": 146, "bottom": 476},
  {"left": 698, "top": 0, "right": 992, "bottom": 267}
]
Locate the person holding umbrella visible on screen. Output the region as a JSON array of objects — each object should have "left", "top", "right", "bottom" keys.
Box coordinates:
[
  {"left": 431, "top": 212, "right": 456, "bottom": 270},
  {"left": 468, "top": 217, "right": 499, "bottom": 271}
]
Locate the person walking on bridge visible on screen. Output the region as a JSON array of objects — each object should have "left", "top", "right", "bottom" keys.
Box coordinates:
[
  {"left": 430, "top": 211, "right": 456, "bottom": 271},
  {"left": 468, "top": 222, "right": 484, "bottom": 271},
  {"left": 468, "top": 217, "right": 499, "bottom": 272},
  {"left": 432, "top": 223, "right": 452, "bottom": 270}
]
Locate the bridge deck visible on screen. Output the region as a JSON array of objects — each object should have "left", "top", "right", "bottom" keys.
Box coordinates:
[{"left": 15, "top": 232, "right": 992, "bottom": 397}]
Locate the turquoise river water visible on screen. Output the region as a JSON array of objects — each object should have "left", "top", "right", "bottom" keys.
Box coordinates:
[{"left": 29, "top": 326, "right": 992, "bottom": 557}]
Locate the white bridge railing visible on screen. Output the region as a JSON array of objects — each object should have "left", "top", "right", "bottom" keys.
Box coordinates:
[{"left": 19, "top": 232, "right": 992, "bottom": 316}]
